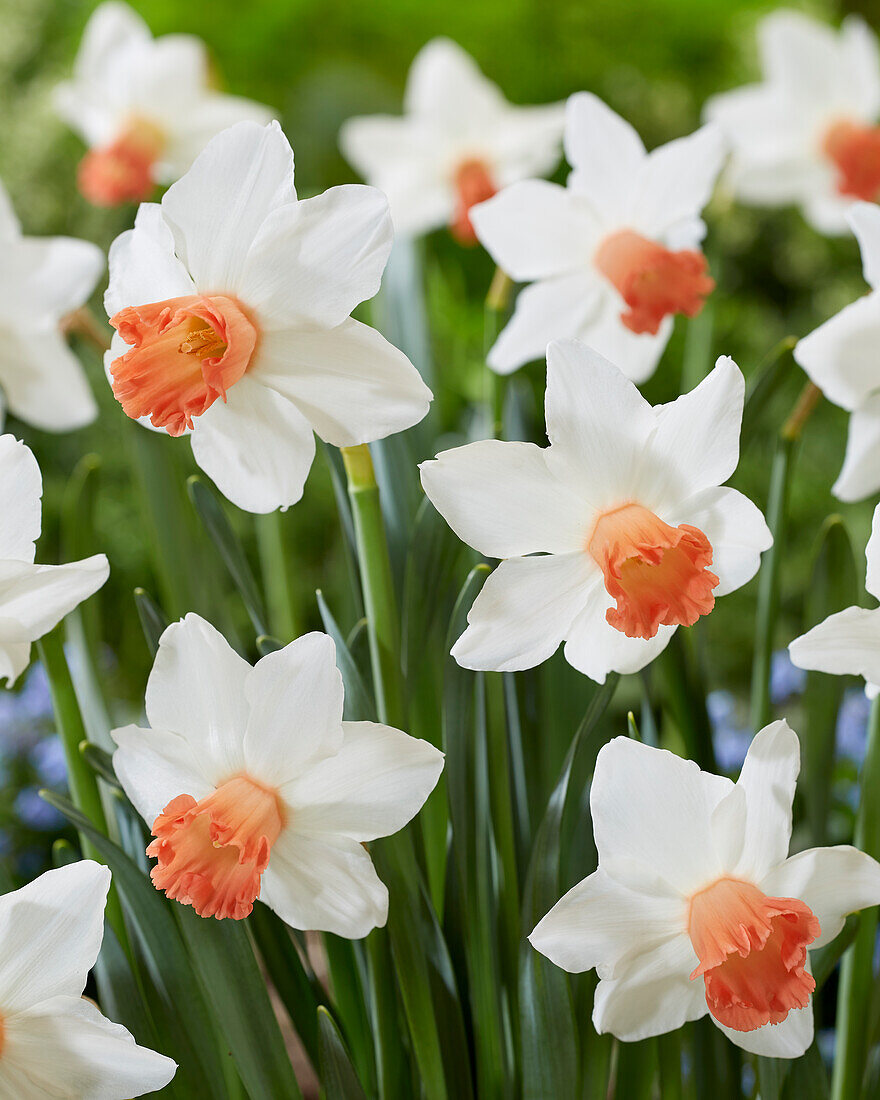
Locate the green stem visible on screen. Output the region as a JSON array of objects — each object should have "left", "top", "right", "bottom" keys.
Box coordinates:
[
  {"left": 657, "top": 1033, "right": 684, "bottom": 1100},
  {"left": 37, "top": 627, "right": 129, "bottom": 954},
  {"left": 832, "top": 697, "right": 880, "bottom": 1100},
  {"left": 256, "top": 511, "right": 297, "bottom": 642},
  {"left": 485, "top": 267, "right": 512, "bottom": 439},
  {"left": 341, "top": 444, "right": 404, "bottom": 727}
]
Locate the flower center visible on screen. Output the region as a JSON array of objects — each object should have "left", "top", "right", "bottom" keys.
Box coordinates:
[
  {"left": 587, "top": 502, "right": 719, "bottom": 639},
  {"left": 450, "top": 158, "right": 497, "bottom": 245},
  {"left": 109, "top": 294, "right": 258, "bottom": 436},
  {"left": 594, "top": 229, "right": 714, "bottom": 335},
  {"left": 77, "top": 116, "right": 166, "bottom": 206},
  {"left": 688, "top": 877, "right": 820, "bottom": 1032},
  {"left": 147, "top": 774, "right": 284, "bottom": 920},
  {"left": 822, "top": 119, "right": 880, "bottom": 201}
]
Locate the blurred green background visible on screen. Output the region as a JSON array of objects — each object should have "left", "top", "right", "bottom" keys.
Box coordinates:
[{"left": 0, "top": 0, "right": 877, "bottom": 874}]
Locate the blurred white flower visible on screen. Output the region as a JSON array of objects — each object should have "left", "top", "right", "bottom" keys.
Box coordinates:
[
  {"left": 0, "top": 182, "right": 102, "bottom": 431},
  {"left": 471, "top": 93, "right": 725, "bottom": 381},
  {"left": 420, "top": 341, "right": 769, "bottom": 682},
  {"left": 794, "top": 202, "right": 880, "bottom": 501},
  {"left": 54, "top": 1, "right": 273, "bottom": 206},
  {"left": 531, "top": 723, "right": 880, "bottom": 1058},
  {"left": 104, "top": 120, "right": 431, "bottom": 513},
  {"left": 112, "top": 614, "right": 444, "bottom": 936},
  {"left": 790, "top": 500, "right": 880, "bottom": 697},
  {"left": 339, "top": 38, "right": 565, "bottom": 243},
  {"left": 0, "top": 861, "right": 176, "bottom": 1096},
  {"left": 705, "top": 9, "right": 880, "bottom": 235},
  {"left": 0, "top": 435, "right": 108, "bottom": 685}
]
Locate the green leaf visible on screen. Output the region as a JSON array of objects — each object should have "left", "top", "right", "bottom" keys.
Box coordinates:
[
  {"left": 176, "top": 907, "right": 302, "bottom": 1100},
  {"left": 813, "top": 913, "right": 859, "bottom": 991},
  {"left": 256, "top": 634, "right": 284, "bottom": 656},
  {"left": 782, "top": 1040, "right": 829, "bottom": 1099},
  {"left": 316, "top": 590, "right": 376, "bottom": 721},
  {"left": 520, "top": 675, "right": 619, "bottom": 1100},
  {"left": 742, "top": 336, "right": 797, "bottom": 447},
  {"left": 187, "top": 475, "right": 268, "bottom": 637},
  {"left": 317, "top": 1006, "right": 370, "bottom": 1100},
  {"left": 134, "top": 587, "right": 169, "bottom": 657},
  {"left": 80, "top": 741, "right": 122, "bottom": 789},
  {"left": 41, "top": 790, "right": 230, "bottom": 1098}
]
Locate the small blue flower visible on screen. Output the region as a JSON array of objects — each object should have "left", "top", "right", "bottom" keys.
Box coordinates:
[
  {"left": 769, "top": 650, "right": 807, "bottom": 704},
  {"left": 707, "top": 690, "right": 753, "bottom": 772},
  {"left": 13, "top": 787, "right": 65, "bottom": 832},
  {"left": 836, "top": 688, "right": 871, "bottom": 763},
  {"left": 29, "top": 737, "right": 67, "bottom": 787}
]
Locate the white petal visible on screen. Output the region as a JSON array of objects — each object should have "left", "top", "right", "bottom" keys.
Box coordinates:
[
  {"left": 592, "top": 934, "right": 706, "bottom": 1042},
  {"left": 72, "top": 2, "right": 151, "bottom": 84},
  {"left": 0, "top": 862, "right": 109, "bottom": 1012},
  {"left": 562, "top": 583, "right": 677, "bottom": 682},
  {"left": 543, "top": 339, "right": 655, "bottom": 509},
  {"left": 0, "top": 434, "right": 41, "bottom": 563},
  {"left": 529, "top": 867, "right": 686, "bottom": 975},
  {"left": 569, "top": 293, "right": 673, "bottom": 385},
  {"left": 802, "top": 192, "right": 857, "bottom": 237},
  {"left": 253, "top": 318, "right": 430, "bottom": 448},
  {"left": 0, "top": 556, "right": 108, "bottom": 656},
  {"left": 338, "top": 115, "right": 427, "bottom": 182},
  {"left": 190, "top": 376, "right": 316, "bottom": 514},
  {"left": 714, "top": 1000, "right": 813, "bottom": 1059},
  {"left": 105, "top": 204, "right": 195, "bottom": 317},
  {"left": 404, "top": 38, "right": 506, "bottom": 126},
  {"left": 470, "top": 180, "right": 598, "bottom": 281},
  {"left": 161, "top": 121, "right": 295, "bottom": 293},
  {"left": 589, "top": 736, "right": 732, "bottom": 895},
  {"left": 0, "top": 642, "right": 32, "bottom": 687},
  {"left": 835, "top": 394, "right": 880, "bottom": 501},
  {"left": 564, "top": 92, "right": 645, "bottom": 222},
  {"left": 0, "top": 327, "right": 98, "bottom": 432},
  {"left": 666, "top": 485, "right": 771, "bottom": 597},
  {"left": 145, "top": 613, "right": 250, "bottom": 781},
  {"left": 487, "top": 273, "right": 603, "bottom": 375},
  {"left": 242, "top": 185, "right": 392, "bottom": 329},
  {"left": 2, "top": 995, "right": 176, "bottom": 1099},
  {"left": 451, "top": 552, "right": 598, "bottom": 673},
  {"left": 640, "top": 356, "right": 744, "bottom": 506},
  {"left": 261, "top": 830, "right": 388, "bottom": 938},
  {"left": 489, "top": 102, "right": 566, "bottom": 182},
  {"left": 244, "top": 632, "right": 344, "bottom": 787},
  {"left": 761, "top": 845, "right": 880, "bottom": 949},
  {"left": 111, "top": 724, "right": 214, "bottom": 827},
  {"left": 0, "top": 236, "right": 104, "bottom": 323},
  {"left": 759, "top": 10, "right": 846, "bottom": 99},
  {"left": 865, "top": 502, "right": 880, "bottom": 600},
  {"left": 725, "top": 720, "right": 800, "bottom": 882},
  {"left": 848, "top": 202, "right": 880, "bottom": 289},
  {"left": 419, "top": 440, "right": 590, "bottom": 558},
  {"left": 162, "top": 93, "right": 274, "bottom": 178},
  {"left": 0, "top": 180, "right": 20, "bottom": 239},
  {"left": 789, "top": 605, "right": 880, "bottom": 684},
  {"left": 632, "top": 125, "right": 726, "bottom": 239},
  {"left": 842, "top": 15, "right": 880, "bottom": 119},
  {"left": 794, "top": 293, "right": 880, "bottom": 413},
  {"left": 281, "top": 721, "right": 443, "bottom": 841}
]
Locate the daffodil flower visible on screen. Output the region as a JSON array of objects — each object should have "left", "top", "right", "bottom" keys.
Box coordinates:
[
  {"left": 54, "top": 1, "right": 272, "bottom": 206},
  {"left": 531, "top": 723, "right": 880, "bottom": 1057},
  {"left": 0, "top": 435, "right": 108, "bottom": 685},
  {"left": 0, "top": 182, "right": 102, "bottom": 431},
  {"left": 790, "top": 500, "right": 880, "bottom": 697},
  {"left": 339, "top": 38, "right": 565, "bottom": 243},
  {"left": 470, "top": 93, "right": 725, "bottom": 382},
  {"left": 112, "top": 615, "right": 444, "bottom": 935},
  {"left": 420, "top": 340, "right": 770, "bottom": 682},
  {"left": 0, "top": 861, "right": 176, "bottom": 1096},
  {"left": 794, "top": 201, "right": 880, "bottom": 501},
  {"left": 705, "top": 9, "right": 880, "bottom": 235},
  {"left": 103, "top": 119, "right": 431, "bottom": 513}
]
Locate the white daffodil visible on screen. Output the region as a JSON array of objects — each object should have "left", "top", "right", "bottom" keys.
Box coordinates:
[
  {"left": 103, "top": 119, "right": 431, "bottom": 513},
  {"left": 0, "top": 434, "right": 108, "bottom": 685},
  {"left": 420, "top": 340, "right": 770, "bottom": 683},
  {"left": 54, "top": 1, "right": 272, "bottom": 206},
  {"left": 0, "top": 181, "right": 102, "bottom": 432},
  {"left": 794, "top": 202, "right": 880, "bottom": 501},
  {"left": 112, "top": 614, "right": 444, "bottom": 936},
  {"left": 470, "top": 93, "right": 725, "bottom": 382},
  {"left": 705, "top": 9, "right": 880, "bottom": 235},
  {"left": 339, "top": 38, "right": 565, "bottom": 243},
  {"left": 531, "top": 723, "right": 880, "bottom": 1058},
  {"left": 790, "top": 501, "right": 880, "bottom": 697},
  {"left": 0, "top": 861, "right": 176, "bottom": 1096}
]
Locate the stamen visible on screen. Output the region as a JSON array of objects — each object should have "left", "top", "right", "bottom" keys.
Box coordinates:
[
  {"left": 588, "top": 502, "right": 718, "bottom": 639},
  {"left": 688, "top": 877, "right": 820, "bottom": 1032},
  {"left": 594, "top": 229, "right": 714, "bottom": 335}
]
